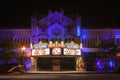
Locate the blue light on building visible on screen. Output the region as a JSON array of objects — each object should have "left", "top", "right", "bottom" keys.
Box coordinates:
[
  {"left": 25, "top": 58, "right": 31, "bottom": 69},
  {"left": 96, "top": 58, "right": 104, "bottom": 71},
  {"left": 8, "top": 59, "right": 18, "bottom": 64},
  {"left": 108, "top": 59, "right": 115, "bottom": 67},
  {"left": 77, "top": 25, "right": 81, "bottom": 36}
]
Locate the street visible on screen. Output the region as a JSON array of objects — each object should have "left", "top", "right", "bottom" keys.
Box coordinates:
[{"left": 0, "top": 73, "right": 120, "bottom": 80}]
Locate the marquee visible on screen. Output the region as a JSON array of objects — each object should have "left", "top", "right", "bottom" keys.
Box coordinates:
[{"left": 31, "top": 41, "right": 82, "bottom": 56}]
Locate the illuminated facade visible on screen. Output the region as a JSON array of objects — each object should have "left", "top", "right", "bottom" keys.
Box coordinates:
[{"left": 0, "top": 10, "right": 120, "bottom": 71}]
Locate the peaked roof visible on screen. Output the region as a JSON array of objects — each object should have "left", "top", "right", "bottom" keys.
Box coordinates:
[{"left": 38, "top": 10, "right": 75, "bottom": 27}]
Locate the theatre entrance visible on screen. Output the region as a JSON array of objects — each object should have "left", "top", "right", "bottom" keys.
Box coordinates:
[{"left": 37, "top": 57, "right": 76, "bottom": 71}]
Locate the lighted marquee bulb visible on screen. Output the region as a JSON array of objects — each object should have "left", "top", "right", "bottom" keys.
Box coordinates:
[
  {"left": 55, "top": 41, "right": 58, "bottom": 45},
  {"left": 80, "top": 43, "right": 82, "bottom": 49},
  {"left": 61, "top": 41, "right": 65, "bottom": 48},
  {"left": 39, "top": 41, "right": 42, "bottom": 44},
  {"left": 53, "top": 44, "right": 55, "bottom": 48},
  {"left": 58, "top": 44, "right": 61, "bottom": 47},
  {"left": 49, "top": 41, "right": 53, "bottom": 48},
  {"left": 71, "top": 41, "right": 74, "bottom": 44},
  {"left": 30, "top": 43, "right": 33, "bottom": 49},
  {"left": 55, "top": 41, "right": 59, "bottom": 47}
]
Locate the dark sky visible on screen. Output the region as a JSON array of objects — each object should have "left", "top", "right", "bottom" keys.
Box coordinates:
[{"left": 0, "top": 0, "right": 120, "bottom": 29}]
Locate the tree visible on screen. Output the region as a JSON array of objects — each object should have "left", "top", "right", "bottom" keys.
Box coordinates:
[
  {"left": 99, "top": 42, "right": 118, "bottom": 58},
  {"left": 0, "top": 38, "right": 22, "bottom": 63},
  {"left": 84, "top": 42, "right": 118, "bottom": 59}
]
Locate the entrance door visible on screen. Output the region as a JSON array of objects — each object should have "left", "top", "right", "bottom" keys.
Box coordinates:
[
  {"left": 37, "top": 58, "right": 52, "bottom": 71},
  {"left": 61, "top": 57, "right": 75, "bottom": 71},
  {"left": 52, "top": 59, "right": 61, "bottom": 71}
]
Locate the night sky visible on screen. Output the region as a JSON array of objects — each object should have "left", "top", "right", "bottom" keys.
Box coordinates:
[{"left": 0, "top": 0, "right": 120, "bottom": 29}]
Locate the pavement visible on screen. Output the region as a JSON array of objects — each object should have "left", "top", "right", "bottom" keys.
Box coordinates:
[{"left": 26, "top": 70, "right": 113, "bottom": 74}]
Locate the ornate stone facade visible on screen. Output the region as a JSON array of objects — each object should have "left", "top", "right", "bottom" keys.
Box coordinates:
[
  {"left": 0, "top": 10, "right": 120, "bottom": 72},
  {"left": 0, "top": 10, "right": 120, "bottom": 53}
]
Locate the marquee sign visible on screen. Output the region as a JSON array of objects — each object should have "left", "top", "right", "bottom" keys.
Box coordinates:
[
  {"left": 32, "top": 41, "right": 50, "bottom": 56},
  {"left": 64, "top": 41, "right": 81, "bottom": 56},
  {"left": 64, "top": 48, "right": 81, "bottom": 55},
  {"left": 52, "top": 48, "right": 61, "bottom": 55},
  {"left": 32, "top": 49, "right": 49, "bottom": 56},
  {"left": 32, "top": 41, "right": 82, "bottom": 56}
]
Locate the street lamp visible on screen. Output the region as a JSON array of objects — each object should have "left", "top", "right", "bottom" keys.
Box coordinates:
[{"left": 21, "top": 46, "right": 26, "bottom": 66}]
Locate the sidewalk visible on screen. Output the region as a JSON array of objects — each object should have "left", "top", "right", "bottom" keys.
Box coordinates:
[{"left": 27, "top": 71, "right": 113, "bottom": 74}]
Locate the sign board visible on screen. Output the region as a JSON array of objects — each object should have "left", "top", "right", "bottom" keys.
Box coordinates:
[
  {"left": 52, "top": 48, "right": 61, "bottom": 55},
  {"left": 32, "top": 48, "right": 50, "bottom": 56},
  {"left": 64, "top": 48, "right": 81, "bottom": 55}
]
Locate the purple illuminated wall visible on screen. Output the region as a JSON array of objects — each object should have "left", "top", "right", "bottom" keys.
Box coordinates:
[{"left": 31, "top": 10, "right": 80, "bottom": 44}]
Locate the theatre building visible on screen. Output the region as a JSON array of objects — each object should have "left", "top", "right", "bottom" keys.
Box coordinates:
[
  {"left": 0, "top": 10, "right": 120, "bottom": 72},
  {"left": 30, "top": 10, "right": 83, "bottom": 71}
]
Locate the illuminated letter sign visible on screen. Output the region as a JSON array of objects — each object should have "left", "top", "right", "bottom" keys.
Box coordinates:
[
  {"left": 32, "top": 48, "right": 49, "bottom": 56},
  {"left": 32, "top": 43, "right": 50, "bottom": 56},
  {"left": 64, "top": 42, "right": 81, "bottom": 55},
  {"left": 64, "top": 48, "right": 81, "bottom": 55},
  {"left": 52, "top": 48, "right": 61, "bottom": 55}
]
